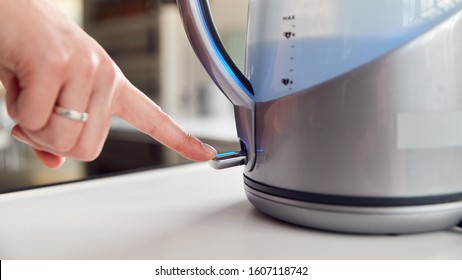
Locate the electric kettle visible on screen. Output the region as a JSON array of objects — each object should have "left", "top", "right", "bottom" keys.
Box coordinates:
[{"left": 177, "top": 0, "right": 462, "bottom": 234}]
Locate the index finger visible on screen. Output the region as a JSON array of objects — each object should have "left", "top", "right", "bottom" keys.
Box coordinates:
[{"left": 112, "top": 81, "right": 216, "bottom": 162}]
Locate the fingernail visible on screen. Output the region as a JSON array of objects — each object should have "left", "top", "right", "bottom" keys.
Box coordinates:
[
  {"left": 11, "top": 131, "right": 28, "bottom": 145},
  {"left": 202, "top": 142, "right": 217, "bottom": 156}
]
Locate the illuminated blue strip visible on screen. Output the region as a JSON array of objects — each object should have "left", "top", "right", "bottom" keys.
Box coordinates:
[
  {"left": 197, "top": 0, "right": 253, "bottom": 98},
  {"left": 217, "top": 151, "right": 239, "bottom": 158}
]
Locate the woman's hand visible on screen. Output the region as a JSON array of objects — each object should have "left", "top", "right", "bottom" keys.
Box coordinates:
[{"left": 0, "top": 0, "right": 216, "bottom": 168}]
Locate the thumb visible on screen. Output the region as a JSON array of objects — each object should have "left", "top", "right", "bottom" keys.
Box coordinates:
[{"left": 111, "top": 81, "right": 216, "bottom": 161}]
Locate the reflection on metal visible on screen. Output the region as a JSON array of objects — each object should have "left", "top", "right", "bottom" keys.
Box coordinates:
[{"left": 403, "top": 0, "right": 462, "bottom": 25}]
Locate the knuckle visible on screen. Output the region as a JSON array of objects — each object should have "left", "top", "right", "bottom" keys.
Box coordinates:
[
  {"left": 14, "top": 102, "right": 51, "bottom": 131},
  {"left": 173, "top": 133, "right": 196, "bottom": 153},
  {"left": 182, "top": 133, "right": 196, "bottom": 147},
  {"left": 71, "top": 123, "right": 109, "bottom": 162},
  {"left": 72, "top": 141, "right": 104, "bottom": 162},
  {"left": 78, "top": 52, "right": 99, "bottom": 78},
  {"left": 6, "top": 106, "right": 18, "bottom": 122},
  {"left": 97, "top": 58, "right": 122, "bottom": 88},
  {"left": 101, "top": 61, "right": 118, "bottom": 82},
  {"left": 16, "top": 113, "right": 48, "bottom": 131},
  {"left": 79, "top": 146, "right": 102, "bottom": 162},
  {"left": 49, "top": 135, "right": 77, "bottom": 153}
]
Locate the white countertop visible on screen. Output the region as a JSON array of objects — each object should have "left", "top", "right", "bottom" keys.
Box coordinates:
[{"left": 0, "top": 163, "right": 461, "bottom": 260}]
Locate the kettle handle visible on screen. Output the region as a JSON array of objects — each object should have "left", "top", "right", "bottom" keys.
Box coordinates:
[
  {"left": 177, "top": 0, "right": 256, "bottom": 171},
  {"left": 176, "top": 0, "right": 254, "bottom": 109}
]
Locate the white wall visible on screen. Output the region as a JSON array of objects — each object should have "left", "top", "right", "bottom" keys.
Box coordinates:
[
  {"left": 53, "top": 0, "right": 83, "bottom": 26},
  {"left": 211, "top": 0, "right": 248, "bottom": 30}
]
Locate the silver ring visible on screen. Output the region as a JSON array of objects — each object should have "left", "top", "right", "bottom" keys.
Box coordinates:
[{"left": 54, "top": 106, "right": 89, "bottom": 123}]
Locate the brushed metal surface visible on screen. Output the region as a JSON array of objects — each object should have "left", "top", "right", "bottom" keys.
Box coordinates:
[
  {"left": 246, "top": 186, "right": 462, "bottom": 234},
  {"left": 246, "top": 11, "right": 462, "bottom": 198}
]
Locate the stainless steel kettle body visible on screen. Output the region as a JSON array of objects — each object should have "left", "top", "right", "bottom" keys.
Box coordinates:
[{"left": 178, "top": 0, "right": 462, "bottom": 234}]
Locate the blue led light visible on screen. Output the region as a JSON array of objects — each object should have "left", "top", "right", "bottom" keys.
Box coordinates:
[{"left": 217, "top": 151, "right": 239, "bottom": 158}]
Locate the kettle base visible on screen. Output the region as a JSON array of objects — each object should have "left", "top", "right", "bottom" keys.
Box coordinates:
[{"left": 245, "top": 185, "right": 462, "bottom": 234}]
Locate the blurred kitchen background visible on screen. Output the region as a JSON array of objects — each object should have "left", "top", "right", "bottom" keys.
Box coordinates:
[{"left": 0, "top": 0, "right": 247, "bottom": 193}]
